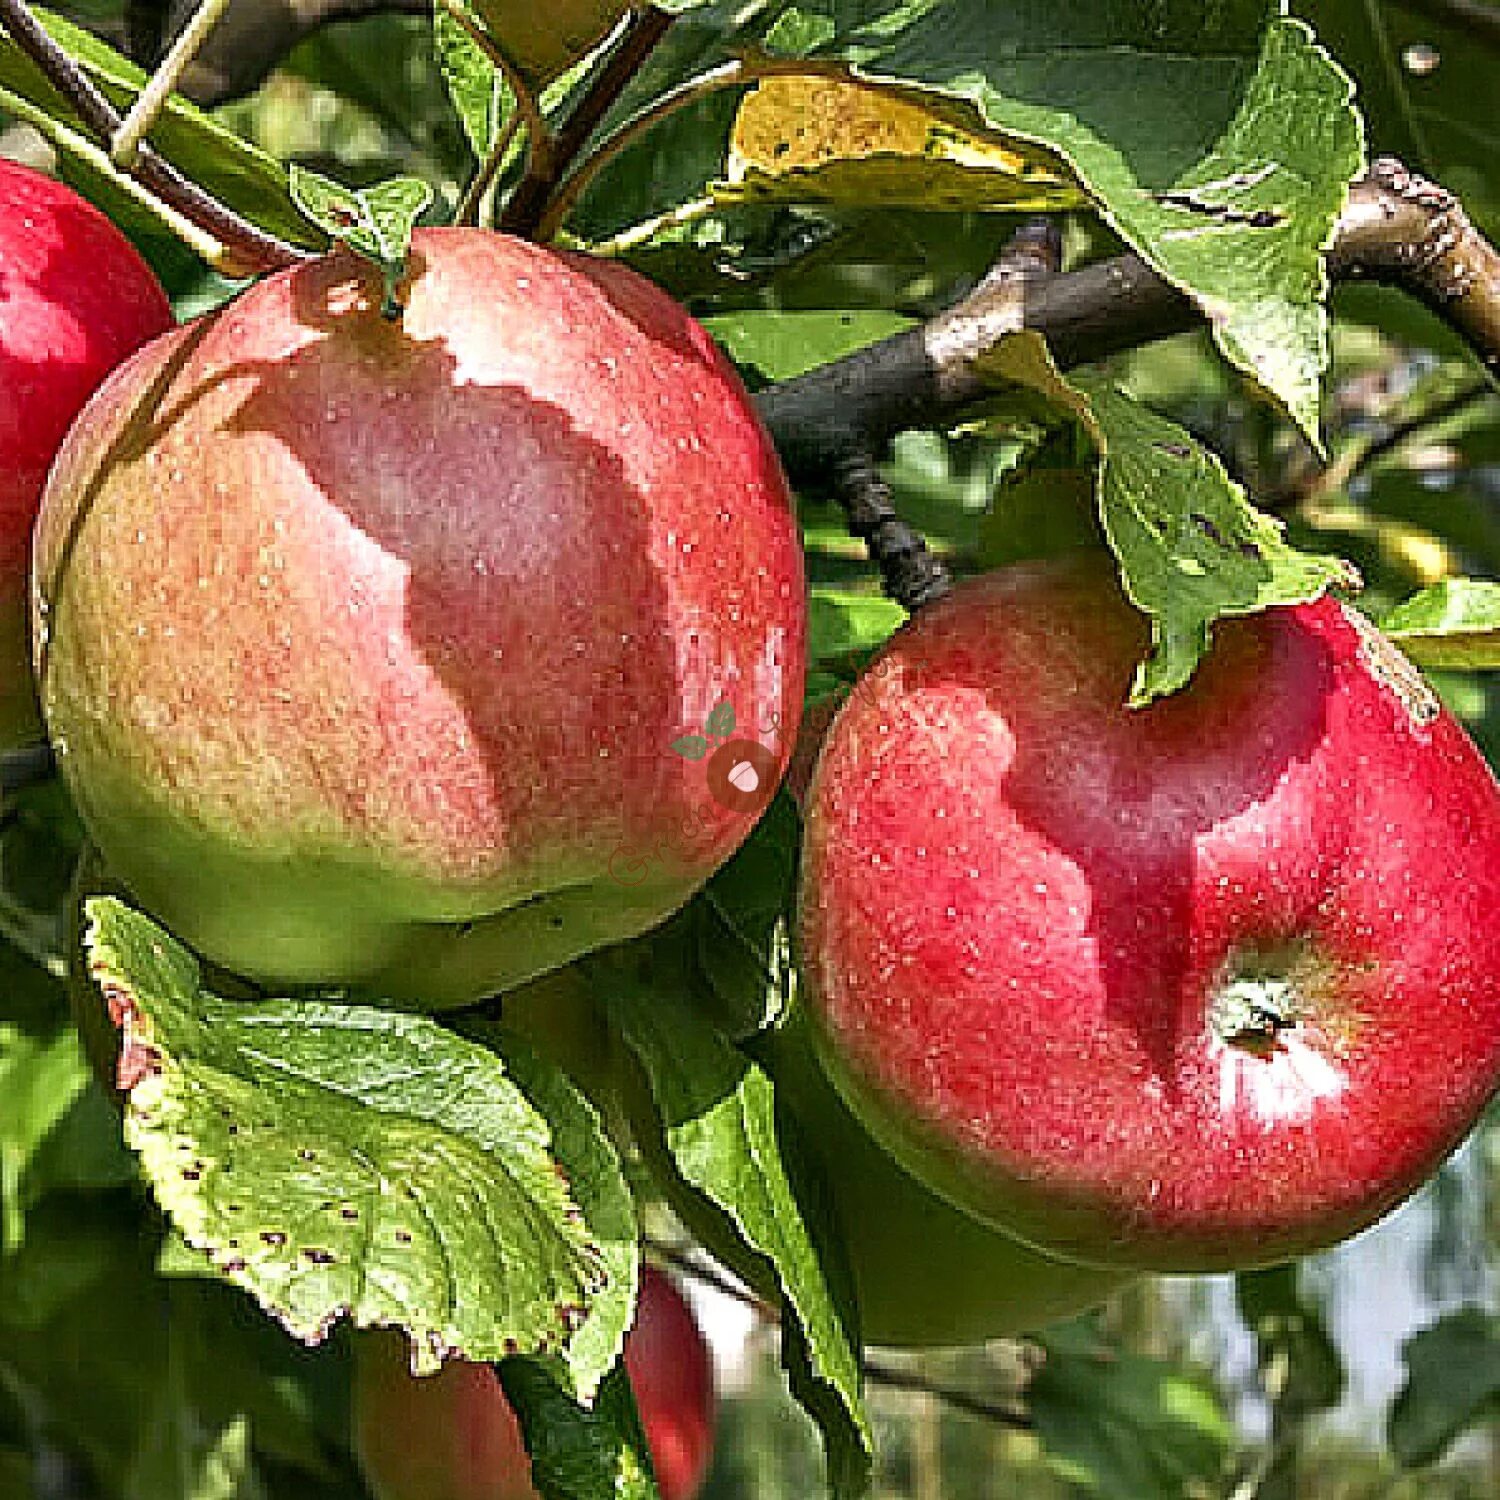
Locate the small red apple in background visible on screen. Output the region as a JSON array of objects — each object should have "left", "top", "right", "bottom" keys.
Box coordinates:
[
  {"left": 354, "top": 1265, "right": 715, "bottom": 1500},
  {"left": 800, "top": 555, "right": 1500, "bottom": 1272},
  {"left": 0, "top": 157, "right": 173, "bottom": 749},
  {"left": 33, "top": 229, "right": 805, "bottom": 1007}
]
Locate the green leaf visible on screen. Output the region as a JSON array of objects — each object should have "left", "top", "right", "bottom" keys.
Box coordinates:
[
  {"left": 131, "top": 1412, "right": 265, "bottom": 1500},
  {"left": 0, "top": 1022, "right": 89, "bottom": 1251},
  {"left": 434, "top": 0, "right": 513, "bottom": 158},
  {"left": 724, "top": 4, "right": 1361, "bottom": 442},
  {"left": 808, "top": 589, "right": 907, "bottom": 670},
  {"left": 0, "top": 9, "right": 320, "bottom": 252},
  {"left": 670, "top": 735, "right": 710, "bottom": 761},
  {"left": 704, "top": 699, "right": 737, "bottom": 738},
  {"left": 1236, "top": 1264, "right": 1344, "bottom": 1419},
  {"left": 288, "top": 168, "right": 432, "bottom": 311},
  {"left": 499, "top": 1357, "right": 660, "bottom": 1500},
  {"left": 601, "top": 942, "right": 872, "bottom": 1498},
  {"left": 973, "top": 335, "right": 1355, "bottom": 700},
  {"left": 1032, "top": 1324, "right": 1233, "bottom": 1498},
  {"left": 84, "top": 897, "right": 622, "bottom": 1388},
  {"left": 1390, "top": 1307, "right": 1500, "bottom": 1467},
  {"left": 1382, "top": 579, "right": 1500, "bottom": 670},
  {"left": 499, "top": 1042, "right": 639, "bottom": 1403},
  {"left": 1077, "top": 375, "right": 1358, "bottom": 703},
  {"left": 694, "top": 791, "right": 801, "bottom": 1038},
  {"left": 704, "top": 309, "right": 912, "bottom": 383}
]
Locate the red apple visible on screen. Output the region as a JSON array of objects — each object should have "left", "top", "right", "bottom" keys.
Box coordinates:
[
  {"left": 354, "top": 1264, "right": 715, "bottom": 1500},
  {"left": 32, "top": 229, "right": 804, "bottom": 1006},
  {"left": 0, "top": 158, "right": 173, "bottom": 748},
  {"left": 799, "top": 555, "right": 1500, "bottom": 1272}
]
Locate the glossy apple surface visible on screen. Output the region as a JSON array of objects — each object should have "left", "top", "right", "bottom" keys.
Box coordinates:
[
  {"left": 0, "top": 158, "right": 173, "bottom": 748},
  {"left": 354, "top": 1265, "right": 714, "bottom": 1500},
  {"left": 626, "top": 1009, "right": 1130, "bottom": 1348},
  {"left": 800, "top": 555, "right": 1500, "bottom": 1272},
  {"left": 33, "top": 229, "right": 804, "bottom": 1007}
]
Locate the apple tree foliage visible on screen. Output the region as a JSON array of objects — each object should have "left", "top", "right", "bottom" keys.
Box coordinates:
[{"left": 1, "top": 1, "right": 1498, "bottom": 1498}]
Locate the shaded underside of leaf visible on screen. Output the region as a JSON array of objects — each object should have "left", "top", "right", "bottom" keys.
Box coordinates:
[{"left": 1390, "top": 1306, "right": 1500, "bottom": 1468}]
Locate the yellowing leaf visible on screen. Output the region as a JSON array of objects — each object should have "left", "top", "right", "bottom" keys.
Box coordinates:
[{"left": 721, "top": 73, "right": 1082, "bottom": 213}]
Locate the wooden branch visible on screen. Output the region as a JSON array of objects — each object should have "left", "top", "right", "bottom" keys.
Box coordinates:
[
  {"left": 1331, "top": 157, "right": 1500, "bottom": 381},
  {"left": 756, "top": 161, "right": 1500, "bottom": 491}
]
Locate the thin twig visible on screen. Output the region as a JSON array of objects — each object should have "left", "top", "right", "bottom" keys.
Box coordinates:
[
  {"left": 499, "top": 5, "right": 674, "bottom": 238},
  {"left": 862, "top": 1358, "right": 1035, "bottom": 1431},
  {"left": 435, "top": 0, "right": 552, "bottom": 206},
  {"left": 454, "top": 109, "right": 524, "bottom": 227},
  {"left": 111, "top": 0, "right": 232, "bottom": 169},
  {"left": 534, "top": 58, "right": 747, "bottom": 241},
  {"left": 649, "top": 1234, "right": 1039, "bottom": 1432},
  {"left": 0, "top": 0, "right": 311, "bottom": 274},
  {"left": 644, "top": 1236, "right": 772, "bottom": 1316},
  {"left": 0, "top": 87, "right": 227, "bottom": 262}
]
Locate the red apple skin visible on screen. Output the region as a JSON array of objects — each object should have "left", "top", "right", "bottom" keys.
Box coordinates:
[
  {"left": 354, "top": 1265, "right": 715, "bottom": 1500},
  {"left": 33, "top": 229, "right": 804, "bottom": 1006},
  {"left": 799, "top": 555, "right": 1500, "bottom": 1273},
  {"left": 0, "top": 159, "right": 173, "bottom": 749}
]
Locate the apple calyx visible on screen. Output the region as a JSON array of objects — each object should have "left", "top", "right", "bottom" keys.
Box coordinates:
[{"left": 1209, "top": 974, "right": 1297, "bottom": 1055}]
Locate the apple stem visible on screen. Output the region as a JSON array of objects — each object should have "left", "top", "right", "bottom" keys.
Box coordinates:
[
  {"left": 834, "top": 451, "right": 953, "bottom": 612},
  {"left": 822, "top": 220, "right": 1064, "bottom": 614}
]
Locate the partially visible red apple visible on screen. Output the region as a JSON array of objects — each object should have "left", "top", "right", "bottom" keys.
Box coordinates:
[
  {"left": 354, "top": 1265, "right": 715, "bottom": 1500},
  {"left": 33, "top": 229, "right": 804, "bottom": 1007},
  {"left": 800, "top": 555, "right": 1500, "bottom": 1272},
  {"left": 0, "top": 158, "right": 173, "bottom": 748}
]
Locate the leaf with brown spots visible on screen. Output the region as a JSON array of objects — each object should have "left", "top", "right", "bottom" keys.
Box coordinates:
[{"left": 84, "top": 897, "right": 636, "bottom": 1400}]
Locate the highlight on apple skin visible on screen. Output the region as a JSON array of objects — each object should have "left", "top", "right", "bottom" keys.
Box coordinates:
[
  {"left": 354, "top": 1264, "right": 715, "bottom": 1500},
  {"left": 799, "top": 554, "right": 1500, "bottom": 1273},
  {"left": 0, "top": 157, "right": 173, "bottom": 749},
  {"left": 33, "top": 228, "right": 805, "bottom": 1009}
]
